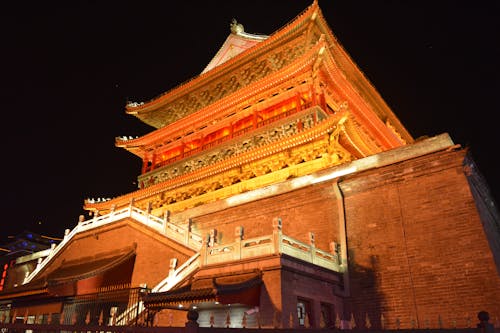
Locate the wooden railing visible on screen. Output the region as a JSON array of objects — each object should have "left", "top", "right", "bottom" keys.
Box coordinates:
[{"left": 142, "top": 99, "right": 316, "bottom": 175}]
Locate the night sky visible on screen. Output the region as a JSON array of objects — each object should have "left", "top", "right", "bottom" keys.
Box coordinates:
[{"left": 1, "top": 1, "right": 498, "bottom": 243}]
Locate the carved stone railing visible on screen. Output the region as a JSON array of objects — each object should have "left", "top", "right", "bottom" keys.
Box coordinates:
[
  {"left": 153, "top": 253, "right": 201, "bottom": 293},
  {"left": 201, "top": 219, "right": 341, "bottom": 272},
  {"left": 280, "top": 234, "right": 340, "bottom": 271},
  {"left": 118, "top": 222, "right": 340, "bottom": 325},
  {"left": 23, "top": 206, "right": 341, "bottom": 327},
  {"left": 24, "top": 205, "right": 203, "bottom": 284},
  {"left": 163, "top": 219, "right": 204, "bottom": 252}
]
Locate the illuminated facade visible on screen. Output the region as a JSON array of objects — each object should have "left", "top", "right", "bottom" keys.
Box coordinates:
[{"left": 1, "top": 1, "right": 499, "bottom": 329}]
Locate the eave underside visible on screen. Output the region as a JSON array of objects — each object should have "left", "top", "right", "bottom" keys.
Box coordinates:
[
  {"left": 123, "top": 2, "right": 412, "bottom": 144},
  {"left": 124, "top": 2, "right": 319, "bottom": 129},
  {"left": 143, "top": 272, "right": 262, "bottom": 309},
  {"left": 117, "top": 37, "right": 407, "bottom": 161},
  {"left": 86, "top": 107, "right": 385, "bottom": 216}
]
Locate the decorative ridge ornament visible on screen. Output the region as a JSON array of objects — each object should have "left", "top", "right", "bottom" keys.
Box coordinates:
[{"left": 230, "top": 19, "right": 244, "bottom": 34}]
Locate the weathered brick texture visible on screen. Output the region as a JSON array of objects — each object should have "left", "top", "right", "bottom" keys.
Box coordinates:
[
  {"left": 340, "top": 149, "right": 500, "bottom": 328},
  {"left": 36, "top": 148, "right": 498, "bottom": 329},
  {"left": 185, "top": 148, "right": 500, "bottom": 328},
  {"left": 192, "top": 182, "right": 341, "bottom": 254}
]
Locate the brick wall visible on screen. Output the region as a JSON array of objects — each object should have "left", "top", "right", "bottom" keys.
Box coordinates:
[
  {"left": 192, "top": 182, "right": 341, "bottom": 254},
  {"left": 340, "top": 149, "right": 500, "bottom": 329},
  {"left": 187, "top": 147, "right": 500, "bottom": 329},
  {"left": 33, "top": 147, "right": 498, "bottom": 330},
  {"left": 281, "top": 264, "right": 343, "bottom": 328}
]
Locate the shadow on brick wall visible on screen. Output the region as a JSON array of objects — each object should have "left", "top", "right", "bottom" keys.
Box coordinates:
[{"left": 346, "top": 252, "right": 385, "bottom": 329}]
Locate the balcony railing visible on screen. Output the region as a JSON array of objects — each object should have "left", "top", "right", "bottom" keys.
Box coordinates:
[{"left": 142, "top": 99, "right": 315, "bottom": 174}]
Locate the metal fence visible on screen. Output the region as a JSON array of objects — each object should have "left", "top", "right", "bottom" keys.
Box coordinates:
[
  {"left": 0, "top": 287, "right": 156, "bottom": 328},
  {"left": 0, "top": 324, "right": 495, "bottom": 333}
]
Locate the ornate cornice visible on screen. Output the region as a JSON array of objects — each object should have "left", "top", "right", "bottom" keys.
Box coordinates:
[
  {"left": 117, "top": 40, "right": 327, "bottom": 158},
  {"left": 86, "top": 108, "right": 350, "bottom": 212}
]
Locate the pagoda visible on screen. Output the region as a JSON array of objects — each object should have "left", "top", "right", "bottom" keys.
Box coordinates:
[
  {"left": 87, "top": 2, "right": 411, "bottom": 217},
  {"left": 1, "top": 1, "right": 498, "bottom": 330}
]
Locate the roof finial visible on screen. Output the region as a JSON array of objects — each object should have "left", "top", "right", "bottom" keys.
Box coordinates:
[{"left": 230, "top": 18, "right": 245, "bottom": 34}]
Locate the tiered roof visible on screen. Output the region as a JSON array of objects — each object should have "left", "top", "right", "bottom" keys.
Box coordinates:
[
  {"left": 87, "top": 0, "right": 414, "bottom": 213},
  {"left": 122, "top": 0, "right": 411, "bottom": 142}
]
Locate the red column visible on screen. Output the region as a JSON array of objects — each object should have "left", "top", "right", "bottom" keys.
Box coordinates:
[{"left": 151, "top": 153, "right": 157, "bottom": 171}]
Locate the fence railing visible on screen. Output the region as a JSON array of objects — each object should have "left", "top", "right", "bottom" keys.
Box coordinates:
[{"left": 0, "top": 322, "right": 495, "bottom": 333}]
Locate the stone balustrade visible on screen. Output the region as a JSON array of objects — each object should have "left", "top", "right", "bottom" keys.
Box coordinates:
[{"left": 23, "top": 204, "right": 340, "bottom": 289}]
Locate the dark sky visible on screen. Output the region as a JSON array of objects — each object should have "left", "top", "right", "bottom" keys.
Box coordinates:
[{"left": 1, "top": 1, "right": 498, "bottom": 243}]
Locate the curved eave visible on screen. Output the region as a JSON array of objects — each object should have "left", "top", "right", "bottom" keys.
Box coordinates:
[
  {"left": 115, "top": 138, "right": 146, "bottom": 158},
  {"left": 339, "top": 117, "right": 383, "bottom": 159},
  {"left": 318, "top": 44, "right": 407, "bottom": 150},
  {"left": 124, "top": 1, "right": 320, "bottom": 128},
  {"left": 47, "top": 249, "right": 135, "bottom": 285},
  {"left": 313, "top": 9, "right": 414, "bottom": 144},
  {"left": 84, "top": 108, "right": 349, "bottom": 212},
  {"left": 118, "top": 39, "right": 409, "bottom": 169},
  {"left": 143, "top": 273, "right": 262, "bottom": 307},
  {"left": 116, "top": 40, "right": 327, "bottom": 160}
]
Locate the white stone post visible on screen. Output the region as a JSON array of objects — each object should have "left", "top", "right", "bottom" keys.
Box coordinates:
[
  {"left": 185, "top": 218, "right": 192, "bottom": 245},
  {"left": 309, "top": 232, "right": 316, "bottom": 264},
  {"left": 208, "top": 229, "right": 217, "bottom": 247},
  {"left": 128, "top": 198, "right": 135, "bottom": 216},
  {"left": 200, "top": 239, "right": 208, "bottom": 266},
  {"left": 168, "top": 258, "right": 178, "bottom": 277},
  {"left": 163, "top": 210, "right": 170, "bottom": 234},
  {"left": 329, "top": 241, "right": 339, "bottom": 263}
]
